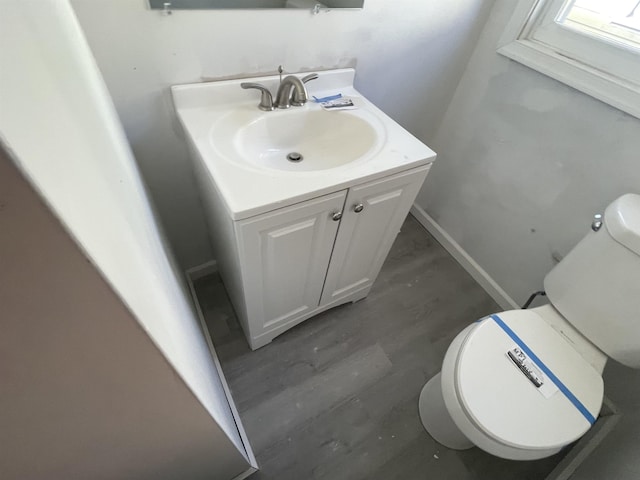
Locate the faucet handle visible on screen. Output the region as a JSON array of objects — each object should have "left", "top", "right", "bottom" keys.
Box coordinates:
[
  {"left": 301, "top": 73, "right": 318, "bottom": 84},
  {"left": 288, "top": 74, "right": 319, "bottom": 107},
  {"left": 241, "top": 82, "right": 275, "bottom": 111}
]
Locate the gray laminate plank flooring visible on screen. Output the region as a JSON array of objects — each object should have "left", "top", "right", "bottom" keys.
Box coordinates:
[{"left": 194, "top": 214, "right": 567, "bottom": 480}]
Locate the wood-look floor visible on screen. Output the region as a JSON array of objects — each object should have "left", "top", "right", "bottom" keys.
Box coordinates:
[{"left": 195, "top": 215, "right": 566, "bottom": 480}]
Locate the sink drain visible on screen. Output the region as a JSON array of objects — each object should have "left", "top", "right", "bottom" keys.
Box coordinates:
[{"left": 287, "top": 152, "right": 303, "bottom": 163}]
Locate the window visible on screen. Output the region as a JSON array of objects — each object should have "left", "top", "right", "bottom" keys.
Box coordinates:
[
  {"left": 559, "top": 1, "right": 640, "bottom": 48},
  {"left": 498, "top": 0, "right": 640, "bottom": 119}
]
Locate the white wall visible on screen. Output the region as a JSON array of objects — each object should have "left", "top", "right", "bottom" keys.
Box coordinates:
[
  {"left": 70, "top": 0, "right": 495, "bottom": 269},
  {"left": 418, "top": 0, "right": 640, "bottom": 306},
  {"left": 0, "top": 0, "right": 245, "bottom": 457},
  {"left": 0, "top": 146, "right": 248, "bottom": 480}
]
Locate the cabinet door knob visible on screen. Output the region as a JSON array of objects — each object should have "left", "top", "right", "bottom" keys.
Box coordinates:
[
  {"left": 331, "top": 211, "right": 343, "bottom": 221},
  {"left": 353, "top": 203, "right": 364, "bottom": 213},
  {"left": 591, "top": 213, "right": 603, "bottom": 232}
]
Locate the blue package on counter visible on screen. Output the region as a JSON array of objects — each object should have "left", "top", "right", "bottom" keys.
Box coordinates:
[{"left": 313, "top": 93, "right": 343, "bottom": 103}]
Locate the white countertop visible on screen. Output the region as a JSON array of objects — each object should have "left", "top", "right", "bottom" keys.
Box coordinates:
[{"left": 172, "top": 69, "right": 436, "bottom": 220}]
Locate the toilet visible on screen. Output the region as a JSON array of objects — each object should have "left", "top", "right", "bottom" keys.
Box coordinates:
[{"left": 419, "top": 193, "right": 640, "bottom": 460}]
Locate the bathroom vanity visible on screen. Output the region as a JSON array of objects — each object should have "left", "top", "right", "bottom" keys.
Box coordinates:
[{"left": 172, "top": 69, "right": 436, "bottom": 349}]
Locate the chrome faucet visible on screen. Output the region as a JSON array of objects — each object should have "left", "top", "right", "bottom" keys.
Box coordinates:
[
  {"left": 274, "top": 73, "right": 318, "bottom": 109},
  {"left": 241, "top": 69, "right": 318, "bottom": 111}
]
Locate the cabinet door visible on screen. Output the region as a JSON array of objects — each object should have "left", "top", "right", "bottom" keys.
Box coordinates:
[
  {"left": 237, "top": 190, "right": 347, "bottom": 333},
  {"left": 320, "top": 165, "right": 431, "bottom": 305}
]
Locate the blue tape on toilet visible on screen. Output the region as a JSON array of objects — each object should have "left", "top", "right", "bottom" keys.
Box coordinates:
[{"left": 489, "top": 314, "right": 597, "bottom": 425}]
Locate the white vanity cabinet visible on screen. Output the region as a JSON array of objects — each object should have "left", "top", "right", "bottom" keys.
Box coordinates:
[
  {"left": 236, "top": 191, "right": 346, "bottom": 335},
  {"left": 173, "top": 69, "right": 438, "bottom": 350},
  {"left": 230, "top": 165, "right": 431, "bottom": 349},
  {"left": 319, "top": 165, "right": 430, "bottom": 305}
]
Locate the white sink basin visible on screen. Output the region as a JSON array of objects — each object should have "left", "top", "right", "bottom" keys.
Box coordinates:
[
  {"left": 171, "top": 68, "right": 436, "bottom": 219},
  {"left": 211, "top": 106, "right": 385, "bottom": 172}
]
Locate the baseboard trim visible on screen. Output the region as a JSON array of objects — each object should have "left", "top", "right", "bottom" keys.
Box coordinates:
[
  {"left": 185, "top": 260, "right": 218, "bottom": 281},
  {"left": 410, "top": 204, "right": 519, "bottom": 310},
  {"left": 231, "top": 466, "right": 258, "bottom": 480},
  {"left": 185, "top": 268, "right": 258, "bottom": 471}
]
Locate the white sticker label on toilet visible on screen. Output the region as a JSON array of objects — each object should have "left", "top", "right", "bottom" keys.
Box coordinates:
[{"left": 506, "top": 347, "right": 559, "bottom": 399}]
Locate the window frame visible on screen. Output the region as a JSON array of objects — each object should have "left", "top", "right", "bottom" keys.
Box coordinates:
[{"left": 498, "top": 0, "right": 640, "bottom": 119}]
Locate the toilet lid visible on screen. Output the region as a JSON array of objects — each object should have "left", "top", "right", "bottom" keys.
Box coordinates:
[{"left": 455, "top": 310, "right": 604, "bottom": 450}]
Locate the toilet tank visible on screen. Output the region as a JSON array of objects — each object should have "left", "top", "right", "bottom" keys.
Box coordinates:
[{"left": 544, "top": 194, "right": 640, "bottom": 369}]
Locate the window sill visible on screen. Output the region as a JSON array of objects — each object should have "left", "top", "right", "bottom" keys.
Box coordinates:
[{"left": 498, "top": 38, "right": 640, "bottom": 119}]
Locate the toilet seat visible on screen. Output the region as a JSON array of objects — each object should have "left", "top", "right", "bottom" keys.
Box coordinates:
[{"left": 450, "top": 310, "right": 604, "bottom": 454}]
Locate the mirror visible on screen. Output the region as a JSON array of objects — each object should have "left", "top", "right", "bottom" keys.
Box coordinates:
[{"left": 149, "top": 0, "right": 364, "bottom": 10}]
